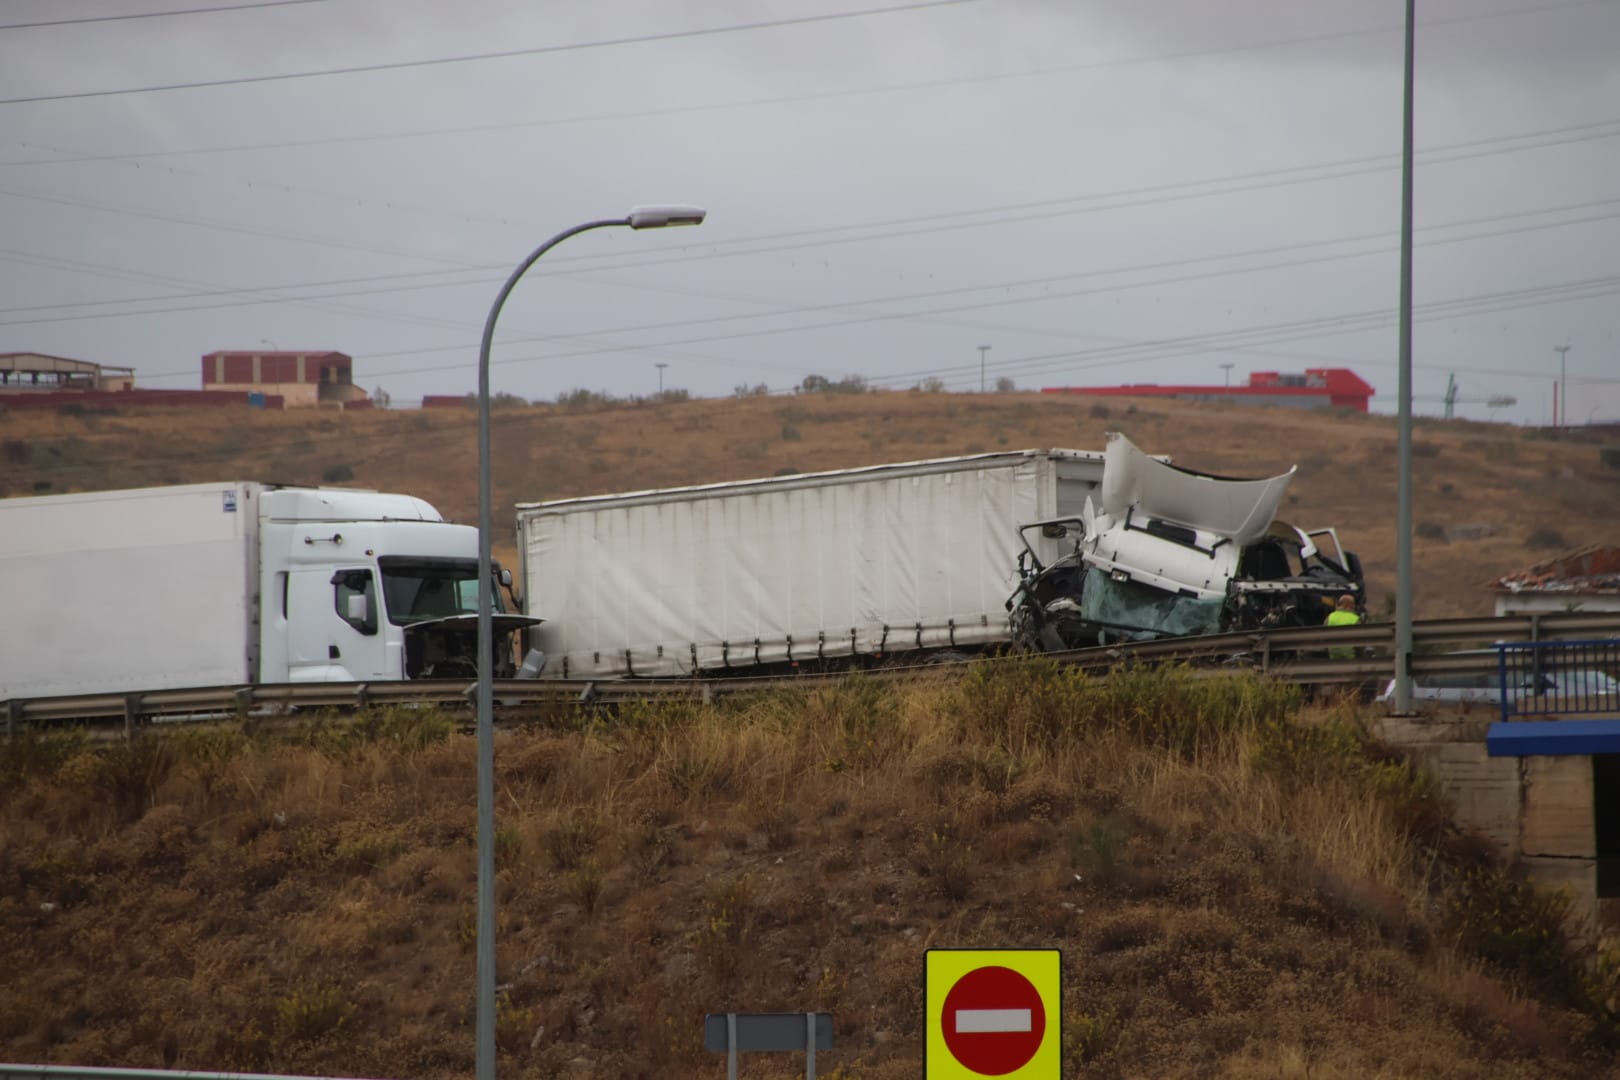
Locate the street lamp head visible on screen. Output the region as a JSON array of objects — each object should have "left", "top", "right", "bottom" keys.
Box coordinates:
[{"left": 627, "top": 204, "right": 707, "bottom": 229}]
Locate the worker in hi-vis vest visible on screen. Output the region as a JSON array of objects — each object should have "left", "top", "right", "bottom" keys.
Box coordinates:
[{"left": 1326, "top": 593, "right": 1361, "bottom": 660}]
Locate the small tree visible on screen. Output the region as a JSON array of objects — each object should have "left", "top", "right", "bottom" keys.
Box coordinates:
[{"left": 995, "top": 376, "right": 1016, "bottom": 393}]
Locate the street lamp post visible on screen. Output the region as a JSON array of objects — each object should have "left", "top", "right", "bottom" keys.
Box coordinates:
[
  {"left": 656, "top": 361, "right": 669, "bottom": 398},
  {"left": 1554, "top": 344, "right": 1571, "bottom": 428},
  {"left": 474, "top": 204, "right": 705, "bottom": 1080},
  {"left": 1393, "top": 0, "right": 1416, "bottom": 714},
  {"left": 1219, "top": 362, "right": 1234, "bottom": 389},
  {"left": 978, "top": 345, "right": 990, "bottom": 393}
]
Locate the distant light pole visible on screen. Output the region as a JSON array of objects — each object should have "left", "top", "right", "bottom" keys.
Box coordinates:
[
  {"left": 259, "top": 338, "right": 279, "bottom": 352},
  {"left": 474, "top": 204, "right": 705, "bottom": 1080},
  {"left": 1554, "top": 344, "right": 1571, "bottom": 428},
  {"left": 1393, "top": 0, "right": 1416, "bottom": 715},
  {"left": 655, "top": 361, "right": 669, "bottom": 398},
  {"left": 1219, "top": 362, "right": 1234, "bottom": 389},
  {"left": 978, "top": 345, "right": 990, "bottom": 393}
]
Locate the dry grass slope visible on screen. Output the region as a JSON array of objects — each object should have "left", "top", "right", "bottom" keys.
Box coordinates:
[
  {"left": 4, "top": 391, "right": 1618, "bottom": 618},
  {"left": 3, "top": 667, "right": 1619, "bottom": 1078}
]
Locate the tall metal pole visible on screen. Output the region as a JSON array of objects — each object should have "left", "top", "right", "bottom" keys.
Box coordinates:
[
  {"left": 1554, "top": 345, "right": 1570, "bottom": 428},
  {"left": 476, "top": 206, "right": 705, "bottom": 1080},
  {"left": 656, "top": 361, "right": 668, "bottom": 397},
  {"left": 1394, "top": 0, "right": 1417, "bottom": 714},
  {"left": 1220, "top": 362, "right": 1234, "bottom": 388},
  {"left": 978, "top": 344, "right": 990, "bottom": 392}
]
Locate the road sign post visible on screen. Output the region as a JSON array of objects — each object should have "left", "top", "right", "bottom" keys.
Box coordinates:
[{"left": 926, "top": 949, "right": 1061, "bottom": 1080}]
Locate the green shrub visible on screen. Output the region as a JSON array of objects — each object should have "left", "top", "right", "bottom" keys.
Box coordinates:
[
  {"left": 0, "top": 726, "right": 89, "bottom": 795},
  {"left": 543, "top": 809, "right": 600, "bottom": 871},
  {"left": 557, "top": 388, "right": 617, "bottom": 408},
  {"left": 949, "top": 660, "right": 1300, "bottom": 761},
  {"left": 274, "top": 980, "right": 351, "bottom": 1042},
  {"left": 321, "top": 463, "right": 355, "bottom": 483},
  {"left": 1442, "top": 864, "right": 1578, "bottom": 990},
  {"left": 94, "top": 738, "right": 178, "bottom": 824}
]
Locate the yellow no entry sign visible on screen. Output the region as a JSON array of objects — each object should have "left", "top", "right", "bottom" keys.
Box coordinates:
[{"left": 925, "top": 949, "right": 1061, "bottom": 1080}]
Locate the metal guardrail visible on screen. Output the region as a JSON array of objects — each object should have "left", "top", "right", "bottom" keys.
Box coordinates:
[{"left": 5, "top": 612, "right": 1619, "bottom": 732}]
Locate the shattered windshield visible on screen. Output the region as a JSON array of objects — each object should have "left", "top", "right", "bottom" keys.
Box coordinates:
[
  {"left": 378, "top": 556, "right": 496, "bottom": 625},
  {"left": 1078, "top": 566, "right": 1223, "bottom": 641}
]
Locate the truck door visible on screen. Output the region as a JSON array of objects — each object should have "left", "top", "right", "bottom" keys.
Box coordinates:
[{"left": 285, "top": 567, "right": 392, "bottom": 681}]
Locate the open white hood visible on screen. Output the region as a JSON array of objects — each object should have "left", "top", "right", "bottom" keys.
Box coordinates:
[{"left": 1094, "top": 430, "right": 1295, "bottom": 545}]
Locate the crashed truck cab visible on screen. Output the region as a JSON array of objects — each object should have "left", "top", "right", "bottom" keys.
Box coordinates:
[{"left": 1008, "top": 432, "right": 1364, "bottom": 650}]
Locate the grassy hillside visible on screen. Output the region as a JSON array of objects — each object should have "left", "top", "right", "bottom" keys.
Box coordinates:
[
  {"left": 2, "top": 666, "right": 1618, "bottom": 1078},
  {"left": 4, "top": 391, "right": 1617, "bottom": 619}
]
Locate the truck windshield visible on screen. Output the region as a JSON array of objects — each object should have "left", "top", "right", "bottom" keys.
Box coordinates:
[
  {"left": 1079, "top": 566, "right": 1223, "bottom": 641},
  {"left": 377, "top": 556, "right": 496, "bottom": 624}
]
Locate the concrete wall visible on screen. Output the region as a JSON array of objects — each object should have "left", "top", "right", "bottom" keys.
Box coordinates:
[{"left": 1373, "top": 710, "right": 1603, "bottom": 937}]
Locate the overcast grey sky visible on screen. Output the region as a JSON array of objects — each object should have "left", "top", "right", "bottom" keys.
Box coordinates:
[{"left": 2, "top": 0, "right": 1617, "bottom": 423}]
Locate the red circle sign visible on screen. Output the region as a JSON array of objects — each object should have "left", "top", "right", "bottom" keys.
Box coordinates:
[{"left": 940, "top": 965, "right": 1047, "bottom": 1075}]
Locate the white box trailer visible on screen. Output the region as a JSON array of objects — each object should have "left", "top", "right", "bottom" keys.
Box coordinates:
[
  {"left": 1, "top": 481, "right": 536, "bottom": 701},
  {"left": 514, "top": 449, "right": 1112, "bottom": 678}
]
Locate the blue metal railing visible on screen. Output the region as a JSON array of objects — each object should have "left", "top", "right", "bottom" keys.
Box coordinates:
[{"left": 1495, "top": 638, "right": 1620, "bottom": 722}]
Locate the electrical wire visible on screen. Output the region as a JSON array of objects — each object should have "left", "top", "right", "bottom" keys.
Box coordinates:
[
  {"left": 0, "top": 0, "right": 324, "bottom": 31},
  {"left": 0, "top": 0, "right": 979, "bottom": 105}
]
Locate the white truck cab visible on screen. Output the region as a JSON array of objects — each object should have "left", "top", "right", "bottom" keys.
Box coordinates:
[{"left": 0, "top": 482, "right": 537, "bottom": 700}]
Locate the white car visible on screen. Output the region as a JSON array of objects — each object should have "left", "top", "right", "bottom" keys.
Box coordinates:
[{"left": 1378, "top": 669, "right": 1620, "bottom": 706}]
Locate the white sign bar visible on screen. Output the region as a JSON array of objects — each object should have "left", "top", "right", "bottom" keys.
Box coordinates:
[{"left": 955, "top": 1009, "right": 1033, "bottom": 1033}]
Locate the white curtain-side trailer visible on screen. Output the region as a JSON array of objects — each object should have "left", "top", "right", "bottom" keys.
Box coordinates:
[
  {"left": 514, "top": 449, "right": 1113, "bottom": 678},
  {"left": 1, "top": 481, "right": 536, "bottom": 700}
]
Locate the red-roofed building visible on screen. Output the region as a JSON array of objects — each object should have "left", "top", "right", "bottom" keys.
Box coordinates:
[
  {"left": 1487, "top": 546, "right": 1620, "bottom": 616},
  {"left": 201, "top": 350, "right": 368, "bottom": 408},
  {"left": 1042, "top": 367, "right": 1374, "bottom": 413}
]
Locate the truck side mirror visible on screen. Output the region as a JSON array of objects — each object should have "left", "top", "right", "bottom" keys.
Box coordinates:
[
  {"left": 499, "top": 568, "right": 513, "bottom": 588},
  {"left": 347, "top": 593, "right": 368, "bottom": 624}
]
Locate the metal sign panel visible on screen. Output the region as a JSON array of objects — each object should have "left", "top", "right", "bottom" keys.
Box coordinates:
[
  {"left": 703, "top": 1013, "right": 833, "bottom": 1053},
  {"left": 926, "top": 949, "right": 1061, "bottom": 1080}
]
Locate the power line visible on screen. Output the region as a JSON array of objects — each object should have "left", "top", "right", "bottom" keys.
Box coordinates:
[
  {"left": 1, "top": 0, "right": 1607, "bottom": 154},
  {"left": 8, "top": 191, "right": 1619, "bottom": 399},
  {"left": 0, "top": 0, "right": 979, "bottom": 106},
  {"left": 882, "top": 275, "right": 1620, "bottom": 390},
  {"left": 5, "top": 117, "right": 1619, "bottom": 334},
  {"left": 0, "top": 0, "right": 324, "bottom": 31}
]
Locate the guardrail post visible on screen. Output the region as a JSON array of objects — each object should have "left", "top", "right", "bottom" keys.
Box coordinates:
[{"left": 5, "top": 699, "right": 20, "bottom": 741}]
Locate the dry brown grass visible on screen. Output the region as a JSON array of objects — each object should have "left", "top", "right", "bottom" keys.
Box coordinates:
[
  {"left": 4, "top": 667, "right": 1619, "bottom": 1078},
  {"left": 4, "top": 392, "right": 1617, "bottom": 617}
]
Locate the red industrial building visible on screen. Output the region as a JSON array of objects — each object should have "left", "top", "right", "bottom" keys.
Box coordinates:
[
  {"left": 1043, "top": 368, "right": 1374, "bottom": 413},
  {"left": 201, "top": 350, "right": 369, "bottom": 408}
]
